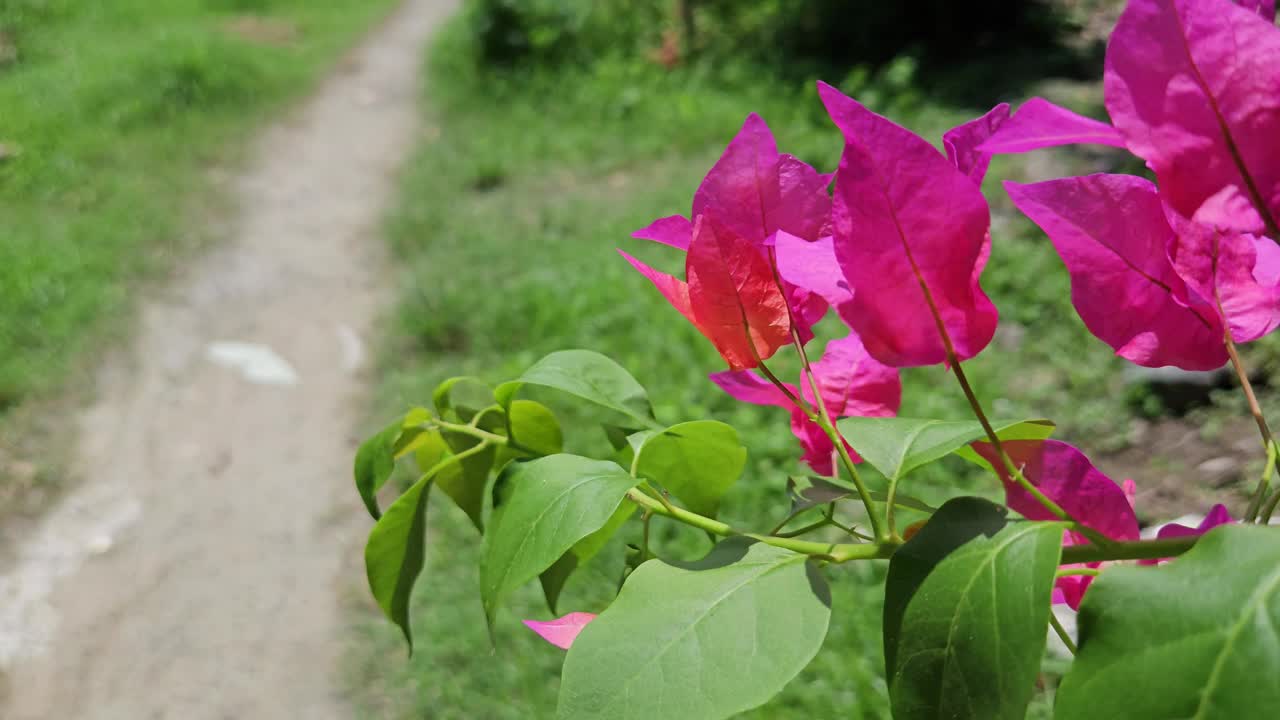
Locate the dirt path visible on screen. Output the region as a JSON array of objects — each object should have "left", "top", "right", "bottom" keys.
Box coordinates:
[{"left": 0, "top": 1, "right": 454, "bottom": 716}]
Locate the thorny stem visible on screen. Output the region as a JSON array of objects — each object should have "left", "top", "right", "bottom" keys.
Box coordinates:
[
  {"left": 1048, "top": 613, "right": 1077, "bottom": 655},
  {"left": 1224, "top": 333, "right": 1277, "bottom": 522}
]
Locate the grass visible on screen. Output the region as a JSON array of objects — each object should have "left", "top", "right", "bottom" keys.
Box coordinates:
[
  {"left": 343, "top": 9, "right": 1279, "bottom": 719},
  {"left": 0, "top": 0, "right": 396, "bottom": 490}
]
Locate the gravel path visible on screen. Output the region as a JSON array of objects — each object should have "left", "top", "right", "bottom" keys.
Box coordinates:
[{"left": 0, "top": 1, "right": 455, "bottom": 716}]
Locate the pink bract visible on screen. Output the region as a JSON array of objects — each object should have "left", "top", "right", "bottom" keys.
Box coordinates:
[
  {"left": 1105, "top": 0, "right": 1280, "bottom": 235},
  {"left": 1006, "top": 174, "right": 1228, "bottom": 370},
  {"left": 1166, "top": 211, "right": 1280, "bottom": 342},
  {"left": 686, "top": 216, "right": 792, "bottom": 370},
  {"left": 622, "top": 216, "right": 793, "bottom": 371},
  {"left": 817, "top": 82, "right": 998, "bottom": 367},
  {"left": 692, "top": 113, "right": 832, "bottom": 246},
  {"left": 976, "top": 96, "right": 1126, "bottom": 154},
  {"left": 942, "top": 102, "right": 1011, "bottom": 185},
  {"left": 629, "top": 113, "right": 832, "bottom": 344},
  {"left": 523, "top": 612, "right": 597, "bottom": 650},
  {"left": 973, "top": 439, "right": 1139, "bottom": 610}
]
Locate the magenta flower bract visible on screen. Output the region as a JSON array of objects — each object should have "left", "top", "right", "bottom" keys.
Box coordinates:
[
  {"left": 1006, "top": 174, "right": 1230, "bottom": 370},
  {"left": 523, "top": 612, "right": 597, "bottom": 650},
  {"left": 1166, "top": 212, "right": 1280, "bottom": 342},
  {"left": 1139, "top": 504, "right": 1236, "bottom": 565},
  {"left": 1105, "top": 0, "right": 1280, "bottom": 235},
  {"left": 972, "top": 440, "right": 1140, "bottom": 609},
  {"left": 623, "top": 214, "right": 793, "bottom": 371},
  {"left": 942, "top": 102, "right": 1011, "bottom": 185},
  {"left": 976, "top": 97, "right": 1126, "bottom": 154},
  {"left": 816, "top": 82, "right": 999, "bottom": 367},
  {"left": 629, "top": 113, "right": 832, "bottom": 345},
  {"left": 979, "top": 1, "right": 1280, "bottom": 357},
  {"left": 711, "top": 334, "right": 900, "bottom": 474}
]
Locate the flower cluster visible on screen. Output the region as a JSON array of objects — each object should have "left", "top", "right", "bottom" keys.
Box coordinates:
[{"left": 524, "top": 0, "right": 1276, "bottom": 647}]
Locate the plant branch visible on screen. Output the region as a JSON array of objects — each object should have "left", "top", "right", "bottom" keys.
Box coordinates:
[
  {"left": 1225, "top": 333, "right": 1276, "bottom": 522},
  {"left": 785, "top": 326, "right": 888, "bottom": 542},
  {"left": 1048, "top": 613, "right": 1077, "bottom": 655},
  {"left": 629, "top": 486, "right": 1204, "bottom": 565},
  {"left": 1059, "top": 535, "right": 1195, "bottom": 564},
  {"left": 1260, "top": 487, "right": 1280, "bottom": 525},
  {"left": 1055, "top": 567, "right": 1101, "bottom": 579},
  {"left": 1247, "top": 439, "right": 1277, "bottom": 523},
  {"left": 626, "top": 488, "right": 896, "bottom": 561}
]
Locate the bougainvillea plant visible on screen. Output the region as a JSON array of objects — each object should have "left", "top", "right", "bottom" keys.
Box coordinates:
[{"left": 353, "top": 1, "right": 1280, "bottom": 717}]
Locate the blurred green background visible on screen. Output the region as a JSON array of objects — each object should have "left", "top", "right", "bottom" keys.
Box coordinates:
[{"left": 3, "top": 0, "right": 1276, "bottom": 717}]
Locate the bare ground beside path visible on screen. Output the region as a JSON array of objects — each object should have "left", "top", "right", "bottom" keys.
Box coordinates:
[{"left": 0, "top": 0, "right": 456, "bottom": 716}]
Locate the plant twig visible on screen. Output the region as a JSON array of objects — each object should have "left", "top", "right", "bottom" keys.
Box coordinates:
[
  {"left": 1048, "top": 612, "right": 1077, "bottom": 655},
  {"left": 1225, "top": 332, "right": 1277, "bottom": 522},
  {"left": 785, "top": 325, "right": 888, "bottom": 542},
  {"left": 1260, "top": 487, "right": 1280, "bottom": 525},
  {"left": 1247, "top": 439, "right": 1277, "bottom": 523}
]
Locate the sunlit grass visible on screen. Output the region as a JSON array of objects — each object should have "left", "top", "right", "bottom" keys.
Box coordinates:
[{"left": 0, "top": 0, "right": 396, "bottom": 413}]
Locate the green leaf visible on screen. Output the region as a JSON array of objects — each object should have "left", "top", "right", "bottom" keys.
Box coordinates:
[
  {"left": 633, "top": 420, "right": 746, "bottom": 518},
  {"left": 414, "top": 430, "right": 495, "bottom": 533},
  {"left": 883, "top": 497, "right": 1009, "bottom": 675},
  {"left": 479, "top": 454, "right": 639, "bottom": 624},
  {"left": 496, "top": 350, "right": 658, "bottom": 429},
  {"left": 539, "top": 501, "right": 636, "bottom": 614},
  {"left": 868, "top": 490, "right": 937, "bottom": 514},
  {"left": 1056, "top": 524, "right": 1280, "bottom": 720},
  {"left": 558, "top": 538, "right": 832, "bottom": 720},
  {"left": 432, "top": 376, "right": 494, "bottom": 419},
  {"left": 355, "top": 408, "right": 442, "bottom": 519},
  {"left": 837, "top": 416, "right": 1054, "bottom": 482},
  {"left": 788, "top": 475, "right": 854, "bottom": 514},
  {"left": 501, "top": 399, "right": 564, "bottom": 459},
  {"left": 363, "top": 473, "right": 432, "bottom": 650},
  {"left": 889, "top": 519, "right": 1063, "bottom": 720},
  {"left": 354, "top": 418, "right": 415, "bottom": 520}
]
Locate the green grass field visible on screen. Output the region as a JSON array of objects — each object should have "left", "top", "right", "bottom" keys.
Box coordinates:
[
  {"left": 0, "top": 0, "right": 394, "bottom": 420},
  {"left": 337, "top": 13, "right": 1176, "bottom": 718}
]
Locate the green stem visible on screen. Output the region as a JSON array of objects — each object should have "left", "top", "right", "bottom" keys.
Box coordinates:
[
  {"left": 417, "top": 440, "right": 492, "bottom": 483},
  {"left": 755, "top": 357, "right": 811, "bottom": 415},
  {"left": 1060, "top": 535, "right": 1195, "bottom": 564},
  {"left": 626, "top": 489, "right": 896, "bottom": 562},
  {"left": 1247, "top": 439, "right": 1277, "bottom": 523},
  {"left": 1048, "top": 613, "right": 1077, "bottom": 655},
  {"left": 1226, "top": 333, "right": 1278, "bottom": 523},
  {"left": 640, "top": 510, "right": 654, "bottom": 562},
  {"left": 786, "top": 327, "right": 887, "bottom": 542},
  {"left": 431, "top": 418, "right": 541, "bottom": 456},
  {"left": 631, "top": 485, "right": 1206, "bottom": 565},
  {"left": 897, "top": 233, "right": 1111, "bottom": 546},
  {"left": 773, "top": 517, "right": 832, "bottom": 539},
  {"left": 1260, "top": 487, "right": 1280, "bottom": 525},
  {"left": 1055, "top": 567, "right": 1101, "bottom": 579}
]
